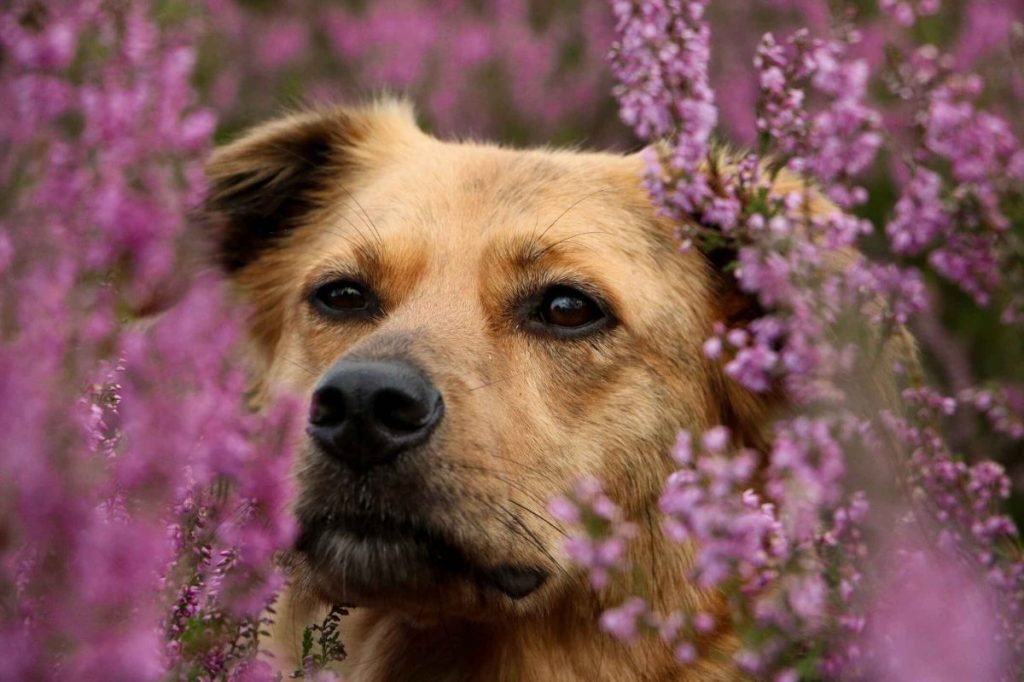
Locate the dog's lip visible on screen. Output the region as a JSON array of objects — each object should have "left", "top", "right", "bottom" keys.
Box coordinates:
[
  {"left": 296, "top": 512, "right": 549, "bottom": 600},
  {"left": 486, "top": 565, "right": 548, "bottom": 599},
  {"left": 295, "top": 511, "right": 471, "bottom": 577}
]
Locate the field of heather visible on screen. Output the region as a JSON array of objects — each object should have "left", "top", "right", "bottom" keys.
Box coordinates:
[{"left": 1, "top": 1, "right": 1022, "bottom": 680}]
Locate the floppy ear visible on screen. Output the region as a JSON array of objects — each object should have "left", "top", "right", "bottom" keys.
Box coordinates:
[{"left": 203, "top": 101, "right": 418, "bottom": 273}]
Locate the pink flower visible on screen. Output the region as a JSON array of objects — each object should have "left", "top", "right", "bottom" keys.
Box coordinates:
[
  {"left": 862, "top": 538, "right": 1011, "bottom": 682},
  {"left": 701, "top": 426, "right": 730, "bottom": 453},
  {"left": 600, "top": 597, "right": 650, "bottom": 642}
]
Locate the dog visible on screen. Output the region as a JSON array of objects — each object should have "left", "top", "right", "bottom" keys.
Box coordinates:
[{"left": 202, "top": 101, "right": 898, "bottom": 680}]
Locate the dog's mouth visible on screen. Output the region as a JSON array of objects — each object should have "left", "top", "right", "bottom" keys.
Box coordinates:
[{"left": 295, "top": 511, "right": 548, "bottom": 602}]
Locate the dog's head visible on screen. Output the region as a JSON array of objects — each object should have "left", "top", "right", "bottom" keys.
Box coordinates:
[{"left": 204, "top": 102, "right": 766, "bottom": 618}]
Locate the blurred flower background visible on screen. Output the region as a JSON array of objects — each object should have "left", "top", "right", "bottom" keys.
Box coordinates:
[{"left": 1, "top": 0, "right": 1022, "bottom": 679}]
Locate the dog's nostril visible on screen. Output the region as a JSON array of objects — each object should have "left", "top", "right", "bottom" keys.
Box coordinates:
[
  {"left": 374, "top": 388, "right": 434, "bottom": 433},
  {"left": 309, "top": 386, "right": 346, "bottom": 426}
]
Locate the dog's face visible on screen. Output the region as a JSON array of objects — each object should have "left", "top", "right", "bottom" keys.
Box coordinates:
[{"left": 206, "top": 103, "right": 751, "bottom": 619}]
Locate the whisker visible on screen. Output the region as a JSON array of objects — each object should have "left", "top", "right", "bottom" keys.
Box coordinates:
[
  {"left": 444, "top": 463, "right": 554, "bottom": 498},
  {"left": 282, "top": 355, "right": 318, "bottom": 378},
  {"left": 328, "top": 199, "right": 378, "bottom": 253},
  {"left": 445, "top": 460, "right": 555, "bottom": 488},
  {"left": 459, "top": 472, "right": 565, "bottom": 538},
  {"left": 485, "top": 453, "right": 560, "bottom": 484},
  {"left": 468, "top": 376, "right": 512, "bottom": 392},
  {"left": 339, "top": 186, "right": 383, "bottom": 246},
  {"left": 531, "top": 230, "right": 611, "bottom": 259},
  {"left": 528, "top": 188, "right": 612, "bottom": 258},
  {"left": 443, "top": 462, "right": 561, "bottom": 523},
  {"left": 308, "top": 197, "right": 367, "bottom": 252},
  {"left": 480, "top": 498, "right": 572, "bottom": 580},
  {"left": 508, "top": 498, "right": 568, "bottom": 539}
]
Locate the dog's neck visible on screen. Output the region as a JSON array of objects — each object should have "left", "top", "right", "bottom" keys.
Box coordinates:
[
  {"left": 269, "top": 551, "right": 740, "bottom": 681},
  {"left": 335, "top": 597, "right": 736, "bottom": 682}
]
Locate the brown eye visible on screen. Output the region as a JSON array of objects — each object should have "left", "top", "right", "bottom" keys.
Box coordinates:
[
  {"left": 311, "top": 280, "right": 376, "bottom": 318},
  {"left": 537, "top": 286, "right": 606, "bottom": 330}
]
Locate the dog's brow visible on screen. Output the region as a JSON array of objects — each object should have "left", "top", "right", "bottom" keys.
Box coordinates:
[
  {"left": 312, "top": 193, "right": 387, "bottom": 257},
  {"left": 526, "top": 189, "right": 611, "bottom": 249},
  {"left": 309, "top": 239, "right": 384, "bottom": 286},
  {"left": 499, "top": 230, "right": 609, "bottom": 271}
]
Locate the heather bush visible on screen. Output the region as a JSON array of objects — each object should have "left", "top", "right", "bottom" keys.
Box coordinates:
[
  {"left": 199, "top": 0, "right": 623, "bottom": 146},
  {"left": 0, "top": 2, "right": 298, "bottom": 678},
  {"left": 1, "top": 0, "right": 1022, "bottom": 680},
  {"left": 553, "top": 1, "right": 1024, "bottom": 679}
]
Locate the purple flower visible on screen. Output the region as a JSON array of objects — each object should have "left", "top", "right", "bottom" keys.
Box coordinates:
[
  {"left": 0, "top": 3, "right": 298, "bottom": 676},
  {"left": 610, "top": 0, "right": 717, "bottom": 222},
  {"left": 862, "top": 538, "right": 1011, "bottom": 682},
  {"left": 556, "top": 478, "right": 638, "bottom": 589},
  {"left": 600, "top": 597, "right": 650, "bottom": 642},
  {"left": 886, "top": 168, "right": 949, "bottom": 255}
]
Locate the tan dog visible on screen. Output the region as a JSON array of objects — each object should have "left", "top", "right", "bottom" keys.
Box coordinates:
[{"left": 203, "top": 101, "right": 795, "bottom": 681}]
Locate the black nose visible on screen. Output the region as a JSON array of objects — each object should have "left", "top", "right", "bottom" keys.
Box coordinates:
[{"left": 307, "top": 360, "right": 443, "bottom": 470}]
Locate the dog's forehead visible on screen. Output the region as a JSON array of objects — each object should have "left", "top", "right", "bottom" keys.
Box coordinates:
[{"left": 349, "top": 141, "right": 665, "bottom": 255}]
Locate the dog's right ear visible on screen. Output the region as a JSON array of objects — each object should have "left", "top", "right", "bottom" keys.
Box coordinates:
[{"left": 202, "top": 101, "right": 418, "bottom": 273}]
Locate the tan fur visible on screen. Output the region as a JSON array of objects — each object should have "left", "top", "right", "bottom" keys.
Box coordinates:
[{"left": 203, "top": 102, "right": 893, "bottom": 681}]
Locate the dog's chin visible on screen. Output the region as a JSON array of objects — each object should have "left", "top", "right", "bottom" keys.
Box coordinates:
[{"left": 294, "top": 513, "right": 550, "bottom": 613}]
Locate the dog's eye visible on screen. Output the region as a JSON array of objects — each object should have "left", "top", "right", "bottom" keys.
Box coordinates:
[
  {"left": 535, "top": 286, "right": 607, "bottom": 333},
  {"left": 311, "top": 280, "right": 376, "bottom": 317}
]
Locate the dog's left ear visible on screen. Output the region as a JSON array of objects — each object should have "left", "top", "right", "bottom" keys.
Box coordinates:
[{"left": 202, "top": 101, "right": 419, "bottom": 273}]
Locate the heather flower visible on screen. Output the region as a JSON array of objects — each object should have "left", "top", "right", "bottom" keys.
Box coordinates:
[
  {"left": 209, "top": 0, "right": 618, "bottom": 144},
  {"left": 862, "top": 537, "right": 1011, "bottom": 682},
  {"left": 885, "top": 168, "right": 949, "bottom": 255},
  {"left": 959, "top": 386, "right": 1024, "bottom": 441},
  {"left": 659, "top": 428, "right": 785, "bottom": 589},
  {"left": 599, "top": 597, "right": 650, "bottom": 642},
  {"left": 881, "top": 0, "right": 940, "bottom": 27},
  {"left": 754, "top": 29, "right": 880, "bottom": 206},
  {"left": 590, "top": 1, "right": 1024, "bottom": 677},
  {"left": 883, "top": 42, "right": 1024, "bottom": 314},
  {"left": 861, "top": 264, "right": 928, "bottom": 326},
  {"left": 2, "top": 0, "right": 1022, "bottom": 679},
  {"left": 767, "top": 417, "right": 846, "bottom": 543},
  {"left": 610, "top": 0, "right": 716, "bottom": 221},
  {"left": 1, "top": 1, "right": 298, "bottom": 677},
  {"left": 550, "top": 478, "right": 638, "bottom": 589}
]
